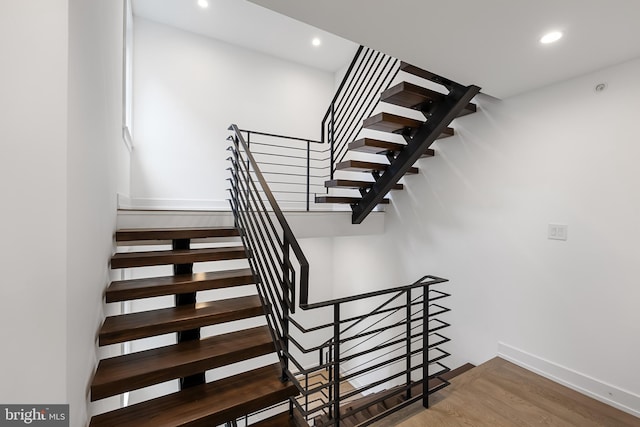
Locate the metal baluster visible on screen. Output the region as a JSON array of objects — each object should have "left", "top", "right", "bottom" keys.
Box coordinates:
[
  {"left": 330, "top": 103, "right": 335, "bottom": 180},
  {"left": 406, "top": 289, "right": 412, "bottom": 399},
  {"left": 333, "top": 304, "right": 341, "bottom": 427},
  {"left": 306, "top": 140, "right": 310, "bottom": 211},
  {"left": 422, "top": 284, "right": 430, "bottom": 409}
]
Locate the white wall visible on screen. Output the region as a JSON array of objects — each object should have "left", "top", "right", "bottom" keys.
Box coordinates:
[
  {"left": 379, "top": 58, "right": 640, "bottom": 414},
  {"left": 67, "top": 0, "right": 126, "bottom": 425},
  {"left": 0, "top": 0, "right": 68, "bottom": 403},
  {"left": 131, "top": 18, "right": 335, "bottom": 209}
]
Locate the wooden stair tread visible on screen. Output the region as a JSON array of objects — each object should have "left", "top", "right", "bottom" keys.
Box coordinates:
[
  {"left": 324, "top": 179, "right": 403, "bottom": 191},
  {"left": 363, "top": 112, "right": 454, "bottom": 138},
  {"left": 315, "top": 196, "right": 389, "bottom": 205},
  {"left": 116, "top": 227, "right": 240, "bottom": 242},
  {"left": 89, "top": 363, "right": 297, "bottom": 427},
  {"left": 251, "top": 412, "right": 300, "bottom": 427},
  {"left": 106, "top": 268, "right": 255, "bottom": 302},
  {"left": 363, "top": 112, "right": 422, "bottom": 133},
  {"left": 336, "top": 160, "right": 418, "bottom": 174},
  {"left": 111, "top": 246, "right": 246, "bottom": 269},
  {"left": 348, "top": 138, "right": 435, "bottom": 158},
  {"left": 99, "top": 295, "right": 264, "bottom": 345},
  {"left": 91, "top": 326, "right": 274, "bottom": 401},
  {"left": 381, "top": 81, "right": 476, "bottom": 117}
]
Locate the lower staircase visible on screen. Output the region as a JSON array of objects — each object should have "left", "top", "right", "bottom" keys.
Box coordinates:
[
  {"left": 90, "top": 227, "right": 301, "bottom": 426},
  {"left": 313, "top": 364, "right": 475, "bottom": 427}
]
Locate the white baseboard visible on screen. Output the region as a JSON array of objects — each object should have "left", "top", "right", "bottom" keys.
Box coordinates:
[
  {"left": 116, "top": 193, "right": 133, "bottom": 210},
  {"left": 498, "top": 342, "right": 640, "bottom": 418}
]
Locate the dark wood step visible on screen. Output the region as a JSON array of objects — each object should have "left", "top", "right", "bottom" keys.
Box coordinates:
[
  {"left": 91, "top": 326, "right": 274, "bottom": 401},
  {"left": 116, "top": 227, "right": 240, "bottom": 242},
  {"left": 111, "top": 246, "right": 246, "bottom": 269},
  {"left": 363, "top": 112, "right": 422, "bottom": 134},
  {"left": 99, "top": 295, "right": 264, "bottom": 346},
  {"left": 348, "top": 138, "right": 435, "bottom": 158},
  {"left": 336, "top": 160, "right": 418, "bottom": 174},
  {"left": 315, "top": 196, "right": 389, "bottom": 205},
  {"left": 324, "top": 179, "right": 403, "bottom": 191},
  {"left": 89, "top": 363, "right": 297, "bottom": 427},
  {"left": 381, "top": 81, "right": 476, "bottom": 117},
  {"left": 363, "top": 112, "right": 454, "bottom": 138},
  {"left": 251, "top": 411, "right": 301, "bottom": 427},
  {"left": 106, "top": 268, "right": 255, "bottom": 302}
]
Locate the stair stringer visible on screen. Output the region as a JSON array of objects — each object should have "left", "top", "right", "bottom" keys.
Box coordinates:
[{"left": 351, "top": 84, "right": 481, "bottom": 224}]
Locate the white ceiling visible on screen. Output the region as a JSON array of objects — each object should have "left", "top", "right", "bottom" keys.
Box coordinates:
[
  {"left": 250, "top": 0, "right": 640, "bottom": 98},
  {"left": 132, "top": 0, "right": 358, "bottom": 73}
]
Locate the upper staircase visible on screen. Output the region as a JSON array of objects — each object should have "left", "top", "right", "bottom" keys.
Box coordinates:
[
  {"left": 90, "top": 227, "right": 300, "bottom": 426},
  {"left": 316, "top": 55, "right": 481, "bottom": 224}
]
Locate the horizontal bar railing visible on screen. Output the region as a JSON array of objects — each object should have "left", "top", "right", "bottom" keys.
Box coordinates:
[
  {"left": 239, "top": 129, "right": 327, "bottom": 211},
  {"left": 227, "top": 125, "right": 452, "bottom": 426}
]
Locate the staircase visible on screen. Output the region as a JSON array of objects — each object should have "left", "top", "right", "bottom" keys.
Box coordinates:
[
  {"left": 317, "top": 60, "right": 480, "bottom": 224},
  {"left": 312, "top": 363, "right": 475, "bottom": 427},
  {"left": 90, "top": 227, "right": 300, "bottom": 426}
]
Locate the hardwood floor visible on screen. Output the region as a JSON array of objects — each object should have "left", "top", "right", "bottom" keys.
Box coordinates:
[{"left": 372, "top": 358, "right": 639, "bottom": 427}]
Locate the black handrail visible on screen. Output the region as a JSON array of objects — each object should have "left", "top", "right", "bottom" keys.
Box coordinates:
[
  {"left": 228, "top": 124, "right": 310, "bottom": 307},
  {"left": 321, "top": 45, "right": 365, "bottom": 141},
  {"left": 321, "top": 46, "right": 401, "bottom": 178},
  {"left": 228, "top": 125, "right": 453, "bottom": 426}
]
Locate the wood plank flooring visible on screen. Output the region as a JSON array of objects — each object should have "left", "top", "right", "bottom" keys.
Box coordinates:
[{"left": 371, "top": 357, "right": 639, "bottom": 427}]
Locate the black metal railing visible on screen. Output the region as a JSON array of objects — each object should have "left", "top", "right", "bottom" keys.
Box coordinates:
[
  {"left": 321, "top": 46, "right": 401, "bottom": 178},
  {"left": 239, "top": 129, "right": 328, "bottom": 211},
  {"left": 285, "top": 277, "right": 451, "bottom": 427},
  {"left": 227, "top": 125, "right": 452, "bottom": 426},
  {"left": 240, "top": 47, "right": 401, "bottom": 212}
]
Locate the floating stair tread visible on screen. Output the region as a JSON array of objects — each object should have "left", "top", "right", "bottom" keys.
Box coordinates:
[
  {"left": 89, "top": 363, "right": 297, "bottom": 427},
  {"left": 315, "top": 196, "right": 389, "bottom": 205},
  {"left": 363, "top": 112, "right": 422, "bottom": 133},
  {"left": 111, "top": 246, "right": 246, "bottom": 269},
  {"left": 91, "top": 326, "right": 274, "bottom": 401},
  {"left": 99, "top": 295, "right": 264, "bottom": 346},
  {"left": 364, "top": 112, "right": 454, "bottom": 137},
  {"left": 348, "top": 138, "right": 435, "bottom": 158},
  {"left": 336, "top": 160, "right": 418, "bottom": 174},
  {"left": 106, "top": 268, "right": 255, "bottom": 302},
  {"left": 324, "top": 179, "right": 403, "bottom": 191},
  {"left": 251, "top": 412, "right": 300, "bottom": 427},
  {"left": 381, "top": 81, "right": 476, "bottom": 117},
  {"left": 116, "top": 227, "right": 240, "bottom": 242}
]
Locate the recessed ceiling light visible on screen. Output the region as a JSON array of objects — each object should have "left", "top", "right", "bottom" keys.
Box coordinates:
[
  {"left": 197, "top": 0, "right": 209, "bottom": 9},
  {"left": 540, "top": 31, "right": 563, "bottom": 44},
  {"left": 312, "top": 37, "right": 321, "bottom": 47}
]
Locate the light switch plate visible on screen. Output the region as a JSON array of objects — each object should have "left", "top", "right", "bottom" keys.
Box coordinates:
[{"left": 548, "top": 224, "right": 568, "bottom": 241}]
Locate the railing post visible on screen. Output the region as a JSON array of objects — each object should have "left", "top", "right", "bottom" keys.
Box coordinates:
[
  {"left": 281, "top": 235, "right": 291, "bottom": 382},
  {"left": 330, "top": 103, "right": 335, "bottom": 180},
  {"left": 306, "top": 140, "right": 310, "bottom": 211},
  {"left": 333, "top": 304, "right": 341, "bottom": 427},
  {"left": 328, "top": 346, "right": 333, "bottom": 420},
  {"left": 406, "top": 289, "right": 412, "bottom": 399},
  {"left": 230, "top": 137, "right": 240, "bottom": 229},
  {"left": 422, "top": 284, "right": 430, "bottom": 409},
  {"left": 246, "top": 131, "right": 251, "bottom": 173}
]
